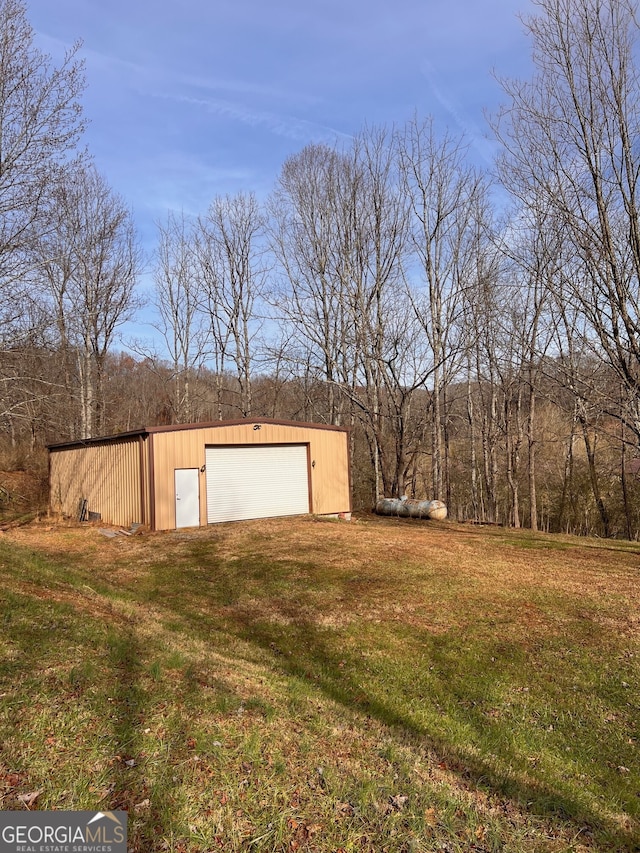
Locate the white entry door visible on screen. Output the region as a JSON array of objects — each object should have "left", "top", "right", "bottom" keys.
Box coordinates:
[{"left": 175, "top": 468, "right": 200, "bottom": 528}]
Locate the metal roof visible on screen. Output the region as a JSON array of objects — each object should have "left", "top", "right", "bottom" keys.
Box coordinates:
[{"left": 47, "top": 417, "right": 350, "bottom": 450}]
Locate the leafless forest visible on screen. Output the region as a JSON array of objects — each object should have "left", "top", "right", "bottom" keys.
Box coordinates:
[{"left": 2, "top": 0, "right": 640, "bottom": 536}]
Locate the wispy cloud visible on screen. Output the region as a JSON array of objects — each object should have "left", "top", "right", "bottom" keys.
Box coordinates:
[
  {"left": 76, "top": 42, "right": 348, "bottom": 148},
  {"left": 420, "top": 60, "right": 496, "bottom": 166},
  {"left": 178, "top": 71, "right": 321, "bottom": 107},
  {"left": 80, "top": 42, "right": 319, "bottom": 109},
  {"left": 156, "top": 91, "right": 350, "bottom": 145},
  {"left": 138, "top": 157, "right": 255, "bottom": 217}
]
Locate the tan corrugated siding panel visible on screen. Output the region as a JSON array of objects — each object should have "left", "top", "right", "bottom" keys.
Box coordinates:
[
  {"left": 307, "top": 428, "right": 351, "bottom": 515},
  {"left": 140, "top": 436, "right": 151, "bottom": 527},
  {"left": 151, "top": 423, "right": 351, "bottom": 529},
  {"left": 152, "top": 428, "right": 206, "bottom": 531},
  {"left": 49, "top": 438, "right": 142, "bottom": 527}
]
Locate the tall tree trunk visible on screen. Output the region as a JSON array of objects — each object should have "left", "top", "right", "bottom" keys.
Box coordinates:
[
  {"left": 528, "top": 379, "right": 538, "bottom": 531},
  {"left": 467, "top": 373, "right": 480, "bottom": 520},
  {"left": 431, "top": 376, "right": 443, "bottom": 500},
  {"left": 505, "top": 386, "right": 523, "bottom": 529},
  {"left": 443, "top": 380, "right": 452, "bottom": 510},
  {"left": 578, "top": 411, "right": 610, "bottom": 537},
  {"left": 620, "top": 411, "right": 632, "bottom": 540},
  {"left": 481, "top": 382, "right": 499, "bottom": 523}
]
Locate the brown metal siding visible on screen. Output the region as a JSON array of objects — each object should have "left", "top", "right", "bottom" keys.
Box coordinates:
[
  {"left": 49, "top": 437, "right": 142, "bottom": 527},
  {"left": 151, "top": 422, "right": 350, "bottom": 531},
  {"left": 140, "top": 435, "right": 152, "bottom": 527}
]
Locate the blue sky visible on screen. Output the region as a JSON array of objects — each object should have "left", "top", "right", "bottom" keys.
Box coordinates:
[{"left": 26, "top": 0, "right": 534, "bottom": 348}]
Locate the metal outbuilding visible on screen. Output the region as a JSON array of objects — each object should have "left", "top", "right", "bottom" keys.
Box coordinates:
[{"left": 48, "top": 419, "right": 351, "bottom": 531}]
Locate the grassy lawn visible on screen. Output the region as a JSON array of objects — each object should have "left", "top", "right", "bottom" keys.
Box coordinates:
[{"left": 0, "top": 516, "right": 638, "bottom": 852}]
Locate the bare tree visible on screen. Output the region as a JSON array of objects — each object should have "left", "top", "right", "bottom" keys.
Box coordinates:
[
  {"left": 494, "top": 0, "right": 640, "bottom": 446},
  {"left": 268, "top": 143, "right": 362, "bottom": 427},
  {"left": 0, "top": 0, "right": 84, "bottom": 306},
  {"left": 36, "top": 162, "right": 141, "bottom": 438},
  {"left": 195, "top": 192, "right": 265, "bottom": 418},
  {"left": 269, "top": 133, "right": 413, "bottom": 498},
  {"left": 349, "top": 127, "right": 416, "bottom": 500},
  {"left": 495, "top": 199, "right": 560, "bottom": 530},
  {"left": 397, "top": 117, "right": 489, "bottom": 502},
  {"left": 0, "top": 0, "right": 85, "bottom": 431},
  {"left": 271, "top": 125, "right": 503, "bottom": 504},
  {"left": 547, "top": 258, "right": 615, "bottom": 536},
  {"left": 152, "top": 212, "right": 207, "bottom": 423}
]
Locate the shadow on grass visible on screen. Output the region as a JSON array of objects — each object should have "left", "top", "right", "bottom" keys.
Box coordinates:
[
  {"left": 102, "top": 625, "right": 168, "bottom": 848},
  {"left": 0, "top": 583, "right": 244, "bottom": 852},
  {"left": 0, "top": 594, "right": 128, "bottom": 832},
  {"left": 226, "top": 609, "right": 636, "bottom": 849},
  {"left": 1, "top": 534, "right": 638, "bottom": 851},
  {"left": 152, "top": 544, "right": 638, "bottom": 852}
]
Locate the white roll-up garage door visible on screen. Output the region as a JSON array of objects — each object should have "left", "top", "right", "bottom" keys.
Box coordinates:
[{"left": 205, "top": 444, "right": 310, "bottom": 523}]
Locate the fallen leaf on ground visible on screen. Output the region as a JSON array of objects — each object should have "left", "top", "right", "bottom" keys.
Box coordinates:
[
  {"left": 17, "top": 790, "right": 43, "bottom": 807},
  {"left": 389, "top": 794, "right": 409, "bottom": 810},
  {"left": 425, "top": 806, "right": 438, "bottom": 826}
]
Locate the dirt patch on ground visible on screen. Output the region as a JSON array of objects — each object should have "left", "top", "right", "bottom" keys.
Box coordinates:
[{"left": 4, "top": 518, "right": 148, "bottom": 556}]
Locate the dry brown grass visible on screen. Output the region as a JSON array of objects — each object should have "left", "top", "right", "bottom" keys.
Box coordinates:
[
  {"left": 1, "top": 514, "right": 639, "bottom": 851},
  {"left": 6, "top": 514, "right": 640, "bottom": 639}
]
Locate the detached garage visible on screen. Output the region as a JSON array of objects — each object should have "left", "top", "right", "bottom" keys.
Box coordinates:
[{"left": 49, "top": 419, "right": 351, "bottom": 531}]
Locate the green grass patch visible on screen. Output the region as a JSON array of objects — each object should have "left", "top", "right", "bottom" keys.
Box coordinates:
[{"left": 0, "top": 518, "right": 638, "bottom": 851}]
